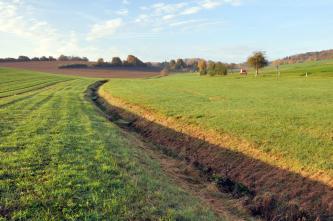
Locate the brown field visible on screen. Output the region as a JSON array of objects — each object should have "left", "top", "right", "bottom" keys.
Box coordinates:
[{"left": 0, "top": 61, "right": 161, "bottom": 78}]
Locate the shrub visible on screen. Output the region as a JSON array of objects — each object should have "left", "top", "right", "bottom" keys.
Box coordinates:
[
  {"left": 206, "top": 61, "right": 228, "bottom": 76},
  {"left": 31, "top": 57, "right": 40, "bottom": 61},
  {"left": 214, "top": 62, "right": 228, "bottom": 75},
  {"left": 39, "top": 56, "right": 49, "bottom": 61},
  {"left": 58, "top": 64, "right": 88, "bottom": 69},
  {"left": 18, "top": 56, "right": 30, "bottom": 62},
  {"left": 198, "top": 59, "right": 207, "bottom": 75},
  {"left": 111, "top": 57, "right": 123, "bottom": 66},
  {"left": 97, "top": 58, "right": 104, "bottom": 65},
  {"left": 125, "top": 55, "right": 146, "bottom": 67},
  {"left": 207, "top": 61, "right": 216, "bottom": 76},
  {"left": 175, "top": 58, "right": 186, "bottom": 70}
]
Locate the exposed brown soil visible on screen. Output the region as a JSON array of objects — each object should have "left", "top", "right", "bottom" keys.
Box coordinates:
[
  {"left": 0, "top": 61, "right": 160, "bottom": 78},
  {"left": 90, "top": 81, "right": 333, "bottom": 221}
]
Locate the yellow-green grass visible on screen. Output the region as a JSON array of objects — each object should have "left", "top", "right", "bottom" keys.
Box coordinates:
[
  {"left": 103, "top": 61, "right": 333, "bottom": 180},
  {"left": 0, "top": 68, "right": 220, "bottom": 220}
]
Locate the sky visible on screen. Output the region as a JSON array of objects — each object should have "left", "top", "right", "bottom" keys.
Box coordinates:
[{"left": 0, "top": 0, "right": 332, "bottom": 63}]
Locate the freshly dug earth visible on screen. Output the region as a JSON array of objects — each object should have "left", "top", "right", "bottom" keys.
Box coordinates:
[
  {"left": 96, "top": 83, "right": 333, "bottom": 221},
  {"left": 0, "top": 61, "right": 160, "bottom": 78}
]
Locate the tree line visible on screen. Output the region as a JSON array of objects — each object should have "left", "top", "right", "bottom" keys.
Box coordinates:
[
  {"left": 272, "top": 49, "right": 333, "bottom": 65},
  {"left": 0, "top": 55, "right": 89, "bottom": 63},
  {"left": 94, "top": 55, "right": 147, "bottom": 67},
  {"left": 0, "top": 52, "right": 270, "bottom": 77}
]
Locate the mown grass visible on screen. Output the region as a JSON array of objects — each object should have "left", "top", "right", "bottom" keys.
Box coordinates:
[
  {"left": 103, "top": 60, "right": 333, "bottom": 178},
  {"left": 0, "top": 68, "right": 220, "bottom": 220}
]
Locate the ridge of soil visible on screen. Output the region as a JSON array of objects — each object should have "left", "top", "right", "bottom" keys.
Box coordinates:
[{"left": 91, "top": 81, "right": 333, "bottom": 221}]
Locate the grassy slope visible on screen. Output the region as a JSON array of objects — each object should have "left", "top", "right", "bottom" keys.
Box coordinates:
[
  {"left": 103, "top": 61, "right": 333, "bottom": 178},
  {"left": 0, "top": 68, "right": 219, "bottom": 220}
]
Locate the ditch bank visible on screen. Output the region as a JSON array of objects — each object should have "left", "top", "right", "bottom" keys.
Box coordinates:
[{"left": 87, "top": 80, "right": 333, "bottom": 221}]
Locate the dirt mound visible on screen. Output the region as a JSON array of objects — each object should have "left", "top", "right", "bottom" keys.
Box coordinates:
[
  {"left": 0, "top": 61, "right": 160, "bottom": 78},
  {"left": 93, "top": 82, "right": 333, "bottom": 221}
]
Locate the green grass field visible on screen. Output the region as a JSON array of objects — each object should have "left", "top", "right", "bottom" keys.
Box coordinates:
[
  {"left": 0, "top": 68, "right": 221, "bottom": 220},
  {"left": 103, "top": 61, "right": 333, "bottom": 179}
]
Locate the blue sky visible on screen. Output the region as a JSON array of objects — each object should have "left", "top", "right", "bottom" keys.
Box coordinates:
[{"left": 0, "top": 0, "right": 332, "bottom": 62}]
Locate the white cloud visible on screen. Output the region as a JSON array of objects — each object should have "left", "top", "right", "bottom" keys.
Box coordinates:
[
  {"left": 87, "top": 18, "right": 123, "bottom": 41},
  {"left": 135, "top": 14, "right": 149, "bottom": 23},
  {"left": 122, "top": 0, "right": 130, "bottom": 5},
  {"left": 0, "top": 0, "right": 59, "bottom": 54},
  {"left": 162, "top": 14, "right": 176, "bottom": 20},
  {"left": 200, "top": 0, "right": 222, "bottom": 9},
  {"left": 181, "top": 6, "right": 202, "bottom": 15},
  {"left": 201, "top": 0, "right": 242, "bottom": 9},
  {"left": 116, "top": 9, "right": 128, "bottom": 16},
  {"left": 134, "top": 0, "right": 242, "bottom": 31},
  {"left": 152, "top": 2, "right": 188, "bottom": 15},
  {"left": 224, "top": 0, "right": 242, "bottom": 6},
  {"left": 0, "top": 0, "right": 115, "bottom": 59},
  {"left": 169, "top": 19, "right": 201, "bottom": 27}
]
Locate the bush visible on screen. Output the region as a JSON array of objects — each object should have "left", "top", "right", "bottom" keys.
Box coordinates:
[
  {"left": 31, "top": 57, "right": 40, "bottom": 61},
  {"left": 214, "top": 62, "right": 228, "bottom": 75},
  {"left": 207, "top": 61, "right": 216, "bottom": 76},
  {"left": 97, "top": 58, "right": 104, "bottom": 65},
  {"left": 200, "top": 69, "right": 207, "bottom": 75},
  {"left": 111, "top": 57, "right": 122, "bottom": 66},
  {"left": 58, "top": 55, "right": 89, "bottom": 62},
  {"left": 18, "top": 56, "right": 30, "bottom": 62},
  {"left": 175, "top": 58, "right": 186, "bottom": 70},
  {"left": 125, "top": 55, "right": 146, "bottom": 67},
  {"left": 207, "top": 61, "right": 228, "bottom": 76},
  {"left": 58, "top": 64, "right": 88, "bottom": 69},
  {"left": 198, "top": 59, "right": 207, "bottom": 75},
  {"left": 40, "top": 56, "right": 49, "bottom": 61}
]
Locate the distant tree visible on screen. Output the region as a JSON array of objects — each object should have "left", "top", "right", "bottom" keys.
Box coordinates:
[
  {"left": 31, "top": 57, "right": 40, "bottom": 61},
  {"left": 17, "top": 56, "right": 30, "bottom": 62},
  {"left": 145, "top": 62, "right": 153, "bottom": 67},
  {"left": 169, "top": 60, "right": 176, "bottom": 70},
  {"left": 198, "top": 59, "right": 207, "bottom": 75},
  {"left": 207, "top": 61, "right": 216, "bottom": 76},
  {"left": 49, "top": 56, "right": 56, "bottom": 61},
  {"left": 214, "top": 62, "right": 228, "bottom": 75},
  {"left": 175, "top": 58, "right": 186, "bottom": 70},
  {"left": 58, "top": 55, "right": 69, "bottom": 61},
  {"left": 82, "top": 57, "right": 89, "bottom": 62},
  {"left": 247, "top": 51, "right": 268, "bottom": 76},
  {"left": 97, "top": 58, "right": 104, "bottom": 65},
  {"left": 126, "top": 55, "right": 145, "bottom": 66},
  {"left": 40, "top": 56, "right": 49, "bottom": 61},
  {"left": 191, "top": 60, "right": 199, "bottom": 72},
  {"left": 111, "top": 57, "right": 123, "bottom": 66}
]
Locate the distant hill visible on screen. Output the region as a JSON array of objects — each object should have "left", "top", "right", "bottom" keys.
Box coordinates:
[{"left": 273, "top": 49, "right": 333, "bottom": 65}]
